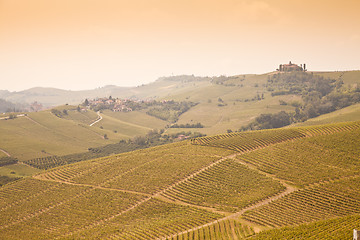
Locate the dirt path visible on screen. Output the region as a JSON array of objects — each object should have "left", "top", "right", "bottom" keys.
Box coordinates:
[
  {"left": 59, "top": 196, "right": 152, "bottom": 239},
  {"left": 89, "top": 111, "right": 102, "bottom": 127},
  {"left": 157, "top": 181, "right": 297, "bottom": 240},
  {"left": 36, "top": 136, "right": 302, "bottom": 238},
  {"left": 153, "top": 153, "right": 239, "bottom": 199},
  {"left": 0, "top": 148, "right": 11, "bottom": 157}
]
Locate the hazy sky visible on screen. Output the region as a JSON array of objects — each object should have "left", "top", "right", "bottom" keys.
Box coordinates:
[{"left": 1, "top": 0, "right": 359, "bottom": 91}]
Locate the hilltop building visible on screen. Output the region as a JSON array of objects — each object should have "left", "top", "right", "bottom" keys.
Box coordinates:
[{"left": 277, "top": 61, "right": 306, "bottom": 72}]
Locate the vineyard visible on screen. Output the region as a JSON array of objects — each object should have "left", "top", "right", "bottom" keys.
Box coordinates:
[
  {"left": 1, "top": 121, "right": 360, "bottom": 239},
  {"left": 237, "top": 134, "right": 360, "bottom": 187},
  {"left": 242, "top": 176, "right": 360, "bottom": 227},
  {"left": 161, "top": 159, "right": 285, "bottom": 212},
  {"left": 168, "top": 219, "right": 255, "bottom": 240},
  {"left": 251, "top": 214, "right": 360, "bottom": 240},
  {"left": 191, "top": 121, "right": 360, "bottom": 153},
  {"left": 34, "top": 142, "right": 236, "bottom": 194},
  {"left": 67, "top": 198, "right": 222, "bottom": 239}
]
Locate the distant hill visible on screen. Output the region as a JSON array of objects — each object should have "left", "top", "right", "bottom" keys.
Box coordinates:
[
  {"left": 1, "top": 70, "right": 360, "bottom": 157},
  {"left": 0, "top": 98, "right": 27, "bottom": 113},
  {"left": 1, "top": 70, "right": 359, "bottom": 108},
  {"left": 0, "top": 86, "right": 130, "bottom": 107}
]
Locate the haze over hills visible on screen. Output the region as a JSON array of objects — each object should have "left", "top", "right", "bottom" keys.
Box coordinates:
[
  {"left": 1, "top": 70, "right": 359, "bottom": 108},
  {"left": 1, "top": 69, "right": 360, "bottom": 161},
  {"left": 1, "top": 0, "right": 360, "bottom": 238},
  {"left": 1, "top": 68, "right": 360, "bottom": 239}
]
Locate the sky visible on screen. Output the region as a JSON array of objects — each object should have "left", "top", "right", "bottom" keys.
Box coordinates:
[{"left": 1, "top": 0, "right": 359, "bottom": 91}]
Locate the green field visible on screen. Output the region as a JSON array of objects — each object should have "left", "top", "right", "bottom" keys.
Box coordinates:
[
  {"left": 0, "top": 107, "right": 168, "bottom": 161},
  {"left": 0, "top": 163, "right": 41, "bottom": 178},
  {"left": 294, "top": 102, "right": 360, "bottom": 126},
  {"left": 1, "top": 121, "right": 360, "bottom": 239}
]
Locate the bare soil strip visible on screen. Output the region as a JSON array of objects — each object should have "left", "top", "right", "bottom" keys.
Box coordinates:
[
  {"left": 89, "top": 111, "right": 102, "bottom": 127},
  {"left": 0, "top": 148, "right": 11, "bottom": 157}
]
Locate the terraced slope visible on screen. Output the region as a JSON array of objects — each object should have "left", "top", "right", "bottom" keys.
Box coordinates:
[
  {"left": 237, "top": 128, "right": 360, "bottom": 187},
  {"left": 1, "top": 121, "right": 360, "bottom": 239},
  {"left": 251, "top": 214, "right": 360, "bottom": 240},
  {"left": 243, "top": 176, "right": 360, "bottom": 227},
  {"left": 173, "top": 219, "right": 255, "bottom": 240},
  {"left": 192, "top": 121, "right": 360, "bottom": 152},
  {"left": 161, "top": 159, "right": 285, "bottom": 212},
  {"left": 35, "top": 142, "right": 236, "bottom": 194}
]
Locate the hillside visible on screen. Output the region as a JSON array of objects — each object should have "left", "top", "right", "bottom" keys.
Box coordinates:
[
  {"left": 0, "top": 105, "right": 168, "bottom": 161},
  {"left": 1, "top": 71, "right": 360, "bottom": 137},
  {"left": 0, "top": 121, "right": 359, "bottom": 239},
  {"left": 1, "top": 70, "right": 360, "bottom": 188}
]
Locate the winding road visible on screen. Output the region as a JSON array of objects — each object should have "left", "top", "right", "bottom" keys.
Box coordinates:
[
  {"left": 0, "top": 148, "right": 11, "bottom": 157},
  {"left": 89, "top": 111, "right": 102, "bottom": 127}
]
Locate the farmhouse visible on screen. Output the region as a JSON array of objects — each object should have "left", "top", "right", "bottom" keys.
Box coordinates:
[{"left": 278, "top": 61, "right": 306, "bottom": 72}]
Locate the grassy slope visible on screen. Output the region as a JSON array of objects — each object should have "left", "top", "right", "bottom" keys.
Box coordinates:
[
  {"left": 294, "top": 102, "right": 360, "bottom": 126},
  {"left": 0, "top": 151, "right": 7, "bottom": 158},
  {"left": 313, "top": 70, "right": 360, "bottom": 85},
  {"left": 165, "top": 74, "right": 298, "bottom": 135},
  {"left": 94, "top": 110, "right": 167, "bottom": 137},
  {"left": 0, "top": 163, "right": 41, "bottom": 178},
  {"left": 0, "top": 109, "right": 125, "bottom": 160},
  {"left": 125, "top": 78, "right": 212, "bottom": 99}
]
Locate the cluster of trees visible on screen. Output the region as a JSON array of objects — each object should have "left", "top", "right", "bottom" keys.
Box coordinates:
[
  {"left": 0, "top": 157, "right": 18, "bottom": 167},
  {"left": 170, "top": 123, "right": 204, "bottom": 128},
  {"left": 240, "top": 111, "right": 292, "bottom": 131},
  {"left": 146, "top": 101, "right": 197, "bottom": 122},
  {"left": 242, "top": 72, "right": 360, "bottom": 130},
  {"left": 51, "top": 109, "right": 68, "bottom": 118},
  {"left": 211, "top": 75, "right": 245, "bottom": 86},
  {"left": 0, "top": 176, "right": 20, "bottom": 187},
  {"left": 267, "top": 72, "right": 338, "bottom": 97},
  {"left": 0, "top": 99, "right": 27, "bottom": 113}
]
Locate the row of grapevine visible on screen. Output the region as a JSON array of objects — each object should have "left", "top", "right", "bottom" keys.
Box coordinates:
[
  {"left": 191, "top": 121, "right": 360, "bottom": 153},
  {"left": 237, "top": 130, "right": 360, "bottom": 187},
  {"left": 24, "top": 156, "right": 68, "bottom": 170},
  {"left": 299, "top": 121, "right": 360, "bottom": 137},
  {"left": 252, "top": 214, "right": 360, "bottom": 240},
  {"left": 168, "top": 219, "right": 255, "bottom": 240},
  {"left": 161, "top": 159, "right": 285, "bottom": 212},
  {"left": 0, "top": 178, "right": 147, "bottom": 239},
  {"left": 242, "top": 176, "right": 360, "bottom": 228},
  {"left": 65, "top": 198, "right": 223, "bottom": 240},
  {"left": 35, "top": 143, "right": 234, "bottom": 195},
  {"left": 191, "top": 128, "right": 306, "bottom": 152}
]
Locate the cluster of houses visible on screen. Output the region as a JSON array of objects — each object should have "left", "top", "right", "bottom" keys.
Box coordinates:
[{"left": 85, "top": 97, "right": 135, "bottom": 112}]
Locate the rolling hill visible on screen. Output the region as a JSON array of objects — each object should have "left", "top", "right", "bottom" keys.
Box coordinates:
[
  {"left": 1, "top": 70, "right": 360, "bottom": 188},
  {"left": 0, "top": 121, "right": 360, "bottom": 239}
]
